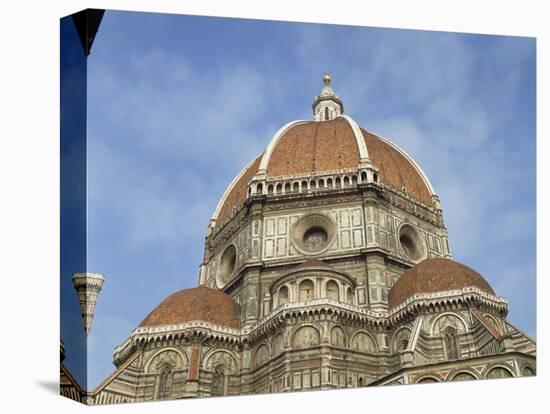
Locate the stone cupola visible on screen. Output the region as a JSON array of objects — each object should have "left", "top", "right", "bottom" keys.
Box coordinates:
[{"left": 312, "top": 73, "right": 344, "bottom": 121}]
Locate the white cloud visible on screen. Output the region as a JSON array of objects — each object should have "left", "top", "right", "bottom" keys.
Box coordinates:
[{"left": 87, "top": 46, "right": 281, "bottom": 256}]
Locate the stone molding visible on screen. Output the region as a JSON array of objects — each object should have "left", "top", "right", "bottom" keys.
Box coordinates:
[{"left": 113, "top": 286, "right": 508, "bottom": 366}]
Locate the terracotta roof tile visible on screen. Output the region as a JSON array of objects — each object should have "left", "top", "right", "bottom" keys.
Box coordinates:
[
  {"left": 388, "top": 258, "right": 495, "bottom": 308},
  {"left": 216, "top": 154, "right": 262, "bottom": 225},
  {"left": 215, "top": 119, "right": 434, "bottom": 225},
  {"left": 361, "top": 129, "right": 432, "bottom": 205},
  {"left": 139, "top": 285, "right": 241, "bottom": 329},
  {"left": 266, "top": 118, "right": 360, "bottom": 176}
]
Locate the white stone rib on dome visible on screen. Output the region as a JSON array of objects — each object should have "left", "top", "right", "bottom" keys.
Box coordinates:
[
  {"left": 211, "top": 155, "right": 260, "bottom": 223},
  {"left": 339, "top": 114, "right": 370, "bottom": 162},
  {"left": 365, "top": 128, "right": 437, "bottom": 196},
  {"left": 257, "top": 119, "right": 309, "bottom": 175}
]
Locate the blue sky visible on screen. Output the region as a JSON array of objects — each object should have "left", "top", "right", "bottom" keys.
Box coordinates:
[{"left": 85, "top": 10, "right": 536, "bottom": 389}]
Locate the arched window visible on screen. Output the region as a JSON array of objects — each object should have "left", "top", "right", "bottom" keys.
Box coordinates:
[
  {"left": 325, "top": 107, "right": 329, "bottom": 121},
  {"left": 256, "top": 183, "right": 263, "bottom": 194},
  {"left": 211, "top": 364, "right": 226, "bottom": 396},
  {"left": 444, "top": 330, "right": 459, "bottom": 360},
  {"left": 276, "top": 183, "right": 282, "bottom": 194},
  {"left": 156, "top": 364, "right": 174, "bottom": 400},
  {"left": 417, "top": 377, "right": 438, "bottom": 384},
  {"left": 253, "top": 345, "right": 269, "bottom": 368},
  {"left": 293, "top": 182, "right": 299, "bottom": 192},
  {"left": 335, "top": 177, "right": 341, "bottom": 188},
  {"left": 310, "top": 180, "right": 316, "bottom": 189},
  {"left": 343, "top": 176, "right": 350, "bottom": 186},
  {"left": 327, "top": 178, "right": 333, "bottom": 188},
  {"left": 486, "top": 367, "right": 513, "bottom": 379},
  {"left": 352, "top": 175, "right": 358, "bottom": 185},
  {"left": 361, "top": 172, "right": 367, "bottom": 181},
  {"left": 326, "top": 280, "right": 339, "bottom": 301},
  {"left": 284, "top": 183, "right": 291, "bottom": 193},
  {"left": 373, "top": 173, "right": 378, "bottom": 183},
  {"left": 451, "top": 372, "right": 476, "bottom": 382},
  {"left": 278, "top": 286, "right": 289, "bottom": 306},
  {"left": 299, "top": 280, "right": 314, "bottom": 301},
  {"left": 301, "top": 180, "right": 308, "bottom": 191},
  {"left": 351, "top": 332, "right": 374, "bottom": 352},
  {"left": 268, "top": 184, "right": 274, "bottom": 194},
  {"left": 293, "top": 326, "right": 320, "bottom": 348}
]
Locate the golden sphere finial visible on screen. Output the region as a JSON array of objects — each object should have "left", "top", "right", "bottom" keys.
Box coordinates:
[{"left": 323, "top": 72, "right": 331, "bottom": 85}]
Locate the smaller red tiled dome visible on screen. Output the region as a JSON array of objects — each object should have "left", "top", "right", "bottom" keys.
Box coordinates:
[
  {"left": 139, "top": 285, "right": 241, "bottom": 329},
  {"left": 388, "top": 258, "right": 496, "bottom": 309}
]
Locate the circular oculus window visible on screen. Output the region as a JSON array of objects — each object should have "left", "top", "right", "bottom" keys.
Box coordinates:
[
  {"left": 216, "top": 244, "right": 237, "bottom": 287},
  {"left": 292, "top": 214, "right": 335, "bottom": 255},
  {"left": 398, "top": 224, "right": 426, "bottom": 262}
]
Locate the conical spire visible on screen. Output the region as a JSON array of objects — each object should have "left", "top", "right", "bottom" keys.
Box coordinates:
[
  {"left": 72, "top": 272, "right": 105, "bottom": 336},
  {"left": 312, "top": 72, "right": 344, "bottom": 121}
]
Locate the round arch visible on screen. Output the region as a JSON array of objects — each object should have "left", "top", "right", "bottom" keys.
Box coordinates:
[
  {"left": 252, "top": 343, "right": 271, "bottom": 368},
  {"left": 325, "top": 279, "right": 340, "bottom": 301},
  {"left": 482, "top": 313, "right": 502, "bottom": 335},
  {"left": 415, "top": 375, "right": 442, "bottom": 384},
  {"left": 429, "top": 312, "right": 468, "bottom": 336},
  {"left": 144, "top": 347, "right": 187, "bottom": 373},
  {"left": 291, "top": 324, "right": 321, "bottom": 348},
  {"left": 298, "top": 278, "right": 316, "bottom": 301},
  {"left": 391, "top": 326, "right": 413, "bottom": 353},
  {"left": 201, "top": 348, "right": 240, "bottom": 371},
  {"left": 484, "top": 364, "right": 515, "bottom": 379},
  {"left": 449, "top": 369, "right": 478, "bottom": 382},
  {"left": 330, "top": 325, "right": 347, "bottom": 347},
  {"left": 350, "top": 330, "right": 378, "bottom": 353}
]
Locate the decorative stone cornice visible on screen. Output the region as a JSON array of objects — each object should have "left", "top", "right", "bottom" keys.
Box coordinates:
[
  {"left": 388, "top": 287, "right": 508, "bottom": 324},
  {"left": 112, "top": 288, "right": 508, "bottom": 366},
  {"left": 380, "top": 183, "right": 440, "bottom": 225},
  {"left": 246, "top": 299, "right": 389, "bottom": 343},
  {"left": 113, "top": 320, "right": 242, "bottom": 366}
]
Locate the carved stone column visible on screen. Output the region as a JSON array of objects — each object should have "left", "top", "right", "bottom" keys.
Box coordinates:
[{"left": 399, "top": 350, "right": 414, "bottom": 368}]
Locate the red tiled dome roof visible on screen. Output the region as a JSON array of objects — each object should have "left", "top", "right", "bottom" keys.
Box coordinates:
[
  {"left": 214, "top": 118, "right": 434, "bottom": 225},
  {"left": 139, "top": 285, "right": 241, "bottom": 328},
  {"left": 266, "top": 118, "right": 360, "bottom": 177},
  {"left": 388, "top": 258, "right": 496, "bottom": 309},
  {"left": 216, "top": 155, "right": 263, "bottom": 227}
]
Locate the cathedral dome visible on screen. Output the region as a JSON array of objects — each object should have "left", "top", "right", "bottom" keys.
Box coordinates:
[
  {"left": 388, "top": 258, "right": 496, "bottom": 309},
  {"left": 212, "top": 76, "right": 436, "bottom": 227},
  {"left": 138, "top": 285, "right": 241, "bottom": 328}
]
